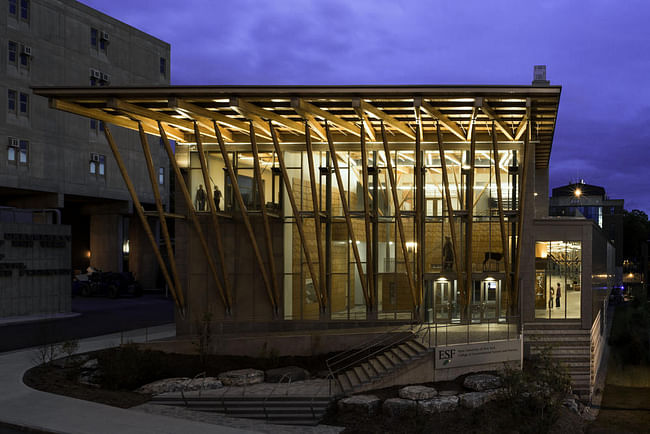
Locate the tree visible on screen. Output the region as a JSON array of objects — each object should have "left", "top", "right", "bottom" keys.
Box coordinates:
[{"left": 623, "top": 209, "right": 649, "bottom": 262}]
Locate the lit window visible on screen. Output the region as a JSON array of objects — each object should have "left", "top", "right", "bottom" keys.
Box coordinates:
[
  {"left": 8, "top": 0, "right": 17, "bottom": 16},
  {"left": 90, "top": 28, "right": 97, "bottom": 48},
  {"left": 19, "top": 0, "right": 28, "bottom": 21},
  {"left": 8, "top": 41, "right": 17, "bottom": 64},
  {"left": 19, "top": 92, "right": 28, "bottom": 114},
  {"left": 7, "top": 137, "right": 18, "bottom": 162},
  {"left": 160, "top": 57, "right": 166, "bottom": 76},
  {"left": 18, "top": 139, "right": 28, "bottom": 164},
  {"left": 7, "top": 89, "right": 17, "bottom": 113},
  {"left": 158, "top": 167, "right": 164, "bottom": 185}
]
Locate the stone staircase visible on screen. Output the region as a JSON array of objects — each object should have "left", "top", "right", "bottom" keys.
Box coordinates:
[
  {"left": 523, "top": 321, "right": 591, "bottom": 397},
  {"left": 328, "top": 329, "right": 431, "bottom": 396},
  {"left": 150, "top": 394, "right": 332, "bottom": 426}
]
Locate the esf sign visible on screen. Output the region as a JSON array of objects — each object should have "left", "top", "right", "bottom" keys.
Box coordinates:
[{"left": 435, "top": 339, "right": 520, "bottom": 369}]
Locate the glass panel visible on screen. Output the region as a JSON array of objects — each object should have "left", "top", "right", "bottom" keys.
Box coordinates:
[{"left": 535, "top": 241, "right": 581, "bottom": 320}]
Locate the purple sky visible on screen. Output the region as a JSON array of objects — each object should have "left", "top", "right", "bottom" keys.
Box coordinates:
[{"left": 81, "top": 0, "right": 650, "bottom": 213}]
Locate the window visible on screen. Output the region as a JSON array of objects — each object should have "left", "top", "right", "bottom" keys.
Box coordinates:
[
  {"left": 8, "top": 41, "right": 17, "bottom": 64},
  {"left": 7, "top": 89, "right": 16, "bottom": 113},
  {"left": 19, "top": 0, "right": 28, "bottom": 21},
  {"left": 8, "top": 0, "right": 16, "bottom": 16},
  {"left": 89, "top": 153, "right": 105, "bottom": 176},
  {"left": 90, "top": 28, "right": 98, "bottom": 48},
  {"left": 90, "top": 119, "right": 104, "bottom": 133},
  {"left": 159, "top": 57, "right": 166, "bottom": 76},
  {"left": 19, "top": 92, "right": 28, "bottom": 114},
  {"left": 99, "top": 37, "right": 107, "bottom": 51},
  {"left": 18, "top": 139, "right": 28, "bottom": 164},
  {"left": 19, "top": 45, "right": 29, "bottom": 69},
  {"left": 158, "top": 167, "right": 164, "bottom": 185},
  {"left": 534, "top": 241, "right": 582, "bottom": 320},
  {"left": 7, "top": 137, "right": 17, "bottom": 162}
]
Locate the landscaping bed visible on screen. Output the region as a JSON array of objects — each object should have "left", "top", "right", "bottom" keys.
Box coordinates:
[{"left": 23, "top": 344, "right": 331, "bottom": 408}]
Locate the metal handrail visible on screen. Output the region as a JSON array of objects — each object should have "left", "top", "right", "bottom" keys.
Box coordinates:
[
  {"left": 326, "top": 321, "right": 427, "bottom": 395},
  {"left": 180, "top": 371, "right": 206, "bottom": 406}
]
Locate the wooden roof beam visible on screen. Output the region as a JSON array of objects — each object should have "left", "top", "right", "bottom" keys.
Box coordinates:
[
  {"left": 480, "top": 99, "right": 515, "bottom": 141},
  {"left": 231, "top": 97, "right": 300, "bottom": 137},
  {"left": 292, "top": 107, "right": 327, "bottom": 141},
  {"left": 292, "top": 98, "right": 360, "bottom": 137},
  {"left": 412, "top": 98, "right": 424, "bottom": 142},
  {"left": 514, "top": 98, "right": 531, "bottom": 141},
  {"left": 419, "top": 100, "right": 466, "bottom": 141},
  {"left": 107, "top": 98, "right": 194, "bottom": 131},
  {"left": 170, "top": 98, "right": 249, "bottom": 133},
  {"left": 356, "top": 99, "right": 415, "bottom": 140},
  {"left": 353, "top": 106, "right": 376, "bottom": 141}
]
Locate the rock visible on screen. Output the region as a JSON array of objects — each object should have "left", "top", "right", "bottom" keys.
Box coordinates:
[
  {"left": 418, "top": 396, "right": 459, "bottom": 414},
  {"left": 81, "top": 358, "right": 98, "bottom": 370},
  {"left": 438, "top": 390, "right": 458, "bottom": 397},
  {"left": 265, "top": 366, "right": 310, "bottom": 383},
  {"left": 459, "top": 390, "right": 501, "bottom": 409},
  {"left": 136, "top": 377, "right": 223, "bottom": 395},
  {"left": 382, "top": 398, "right": 417, "bottom": 418},
  {"left": 218, "top": 368, "right": 264, "bottom": 386},
  {"left": 338, "top": 395, "right": 382, "bottom": 416},
  {"left": 398, "top": 385, "right": 437, "bottom": 400},
  {"left": 463, "top": 374, "right": 502, "bottom": 391},
  {"left": 563, "top": 398, "right": 579, "bottom": 414},
  {"left": 78, "top": 371, "right": 101, "bottom": 388}
]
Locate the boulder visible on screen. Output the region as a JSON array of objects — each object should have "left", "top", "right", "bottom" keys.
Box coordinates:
[
  {"left": 459, "top": 389, "right": 502, "bottom": 409},
  {"left": 398, "top": 385, "right": 437, "bottom": 401},
  {"left": 218, "top": 368, "right": 264, "bottom": 386},
  {"left": 80, "top": 358, "right": 98, "bottom": 371},
  {"left": 78, "top": 371, "right": 101, "bottom": 388},
  {"left": 265, "top": 366, "right": 310, "bottom": 383},
  {"left": 382, "top": 398, "right": 417, "bottom": 418},
  {"left": 418, "top": 396, "right": 459, "bottom": 414},
  {"left": 563, "top": 398, "right": 579, "bottom": 414},
  {"left": 338, "top": 395, "right": 382, "bottom": 416},
  {"left": 463, "top": 374, "right": 502, "bottom": 391},
  {"left": 136, "top": 377, "right": 223, "bottom": 395},
  {"left": 437, "top": 390, "right": 458, "bottom": 397}
]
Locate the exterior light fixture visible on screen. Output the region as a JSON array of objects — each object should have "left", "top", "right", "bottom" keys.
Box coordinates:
[{"left": 574, "top": 188, "right": 582, "bottom": 197}]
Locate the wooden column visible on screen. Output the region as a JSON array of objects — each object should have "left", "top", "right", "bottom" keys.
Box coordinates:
[
  {"left": 415, "top": 123, "right": 424, "bottom": 313},
  {"left": 512, "top": 109, "right": 531, "bottom": 315},
  {"left": 211, "top": 121, "right": 278, "bottom": 314},
  {"left": 269, "top": 123, "right": 325, "bottom": 311},
  {"left": 249, "top": 122, "right": 280, "bottom": 305},
  {"left": 304, "top": 123, "right": 328, "bottom": 309},
  {"left": 157, "top": 122, "right": 231, "bottom": 314},
  {"left": 193, "top": 121, "right": 233, "bottom": 311},
  {"left": 325, "top": 121, "right": 371, "bottom": 310},
  {"left": 465, "top": 117, "right": 476, "bottom": 318},
  {"left": 359, "top": 123, "right": 375, "bottom": 313},
  {"left": 436, "top": 121, "right": 464, "bottom": 308},
  {"left": 380, "top": 122, "right": 418, "bottom": 311},
  {"left": 136, "top": 123, "right": 185, "bottom": 312},
  {"left": 491, "top": 121, "right": 513, "bottom": 315},
  {"left": 104, "top": 125, "right": 185, "bottom": 316}
]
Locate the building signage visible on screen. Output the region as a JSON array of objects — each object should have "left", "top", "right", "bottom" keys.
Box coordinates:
[{"left": 435, "top": 339, "right": 520, "bottom": 369}]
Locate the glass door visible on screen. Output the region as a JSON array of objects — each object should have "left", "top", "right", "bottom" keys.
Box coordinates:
[
  {"left": 434, "top": 279, "right": 458, "bottom": 322},
  {"left": 482, "top": 279, "right": 499, "bottom": 320}
]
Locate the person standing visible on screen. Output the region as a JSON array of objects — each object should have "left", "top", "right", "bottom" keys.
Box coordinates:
[
  {"left": 213, "top": 185, "right": 222, "bottom": 211},
  {"left": 556, "top": 282, "right": 561, "bottom": 308},
  {"left": 195, "top": 184, "right": 206, "bottom": 211}
]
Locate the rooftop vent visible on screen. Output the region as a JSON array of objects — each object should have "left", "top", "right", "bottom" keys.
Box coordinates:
[{"left": 532, "top": 65, "right": 550, "bottom": 87}]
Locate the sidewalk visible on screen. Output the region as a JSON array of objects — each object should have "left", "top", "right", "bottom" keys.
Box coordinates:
[{"left": 0, "top": 324, "right": 257, "bottom": 434}]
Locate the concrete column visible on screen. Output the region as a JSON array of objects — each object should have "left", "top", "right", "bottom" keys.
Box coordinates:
[
  {"left": 128, "top": 215, "right": 159, "bottom": 289},
  {"left": 89, "top": 214, "right": 122, "bottom": 272}
]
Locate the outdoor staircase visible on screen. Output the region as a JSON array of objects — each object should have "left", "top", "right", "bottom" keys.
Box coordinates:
[
  {"left": 327, "top": 324, "right": 432, "bottom": 396},
  {"left": 150, "top": 395, "right": 332, "bottom": 426},
  {"left": 523, "top": 321, "right": 591, "bottom": 397}
]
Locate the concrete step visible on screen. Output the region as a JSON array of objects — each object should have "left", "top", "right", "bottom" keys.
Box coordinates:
[{"left": 353, "top": 366, "right": 370, "bottom": 384}]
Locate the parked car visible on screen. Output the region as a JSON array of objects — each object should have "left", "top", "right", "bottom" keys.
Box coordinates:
[{"left": 73, "top": 267, "right": 142, "bottom": 298}]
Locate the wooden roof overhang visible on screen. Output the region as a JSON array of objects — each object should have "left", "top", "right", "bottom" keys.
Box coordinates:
[{"left": 33, "top": 85, "right": 561, "bottom": 168}]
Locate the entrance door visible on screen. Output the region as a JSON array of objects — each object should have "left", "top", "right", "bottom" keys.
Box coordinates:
[{"left": 482, "top": 279, "right": 499, "bottom": 320}]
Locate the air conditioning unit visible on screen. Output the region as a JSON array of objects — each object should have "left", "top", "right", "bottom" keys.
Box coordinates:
[
  {"left": 100, "top": 31, "right": 109, "bottom": 41},
  {"left": 22, "top": 46, "right": 32, "bottom": 56},
  {"left": 101, "top": 73, "right": 110, "bottom": 82},
  {"left": 91, "top": 153, "right": 100, "bottom": 162},
  {"left": 9, "top": 137, "right": 18, "bottom": 147},
  {"left": 90, "top": 68, "right": 101, "bottom": 79}
]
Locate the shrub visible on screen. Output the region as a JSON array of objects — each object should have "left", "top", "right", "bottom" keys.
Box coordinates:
[
  {"left": 96, "top": 344, "right": 165, "bottom": 390},
  {"left": 500, "top": 346, "right": 572, "bottom": 434}
]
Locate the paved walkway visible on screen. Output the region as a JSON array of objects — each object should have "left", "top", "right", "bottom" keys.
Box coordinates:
[{"left": 0, "top": 324, "right": 259, "bottom": 434}]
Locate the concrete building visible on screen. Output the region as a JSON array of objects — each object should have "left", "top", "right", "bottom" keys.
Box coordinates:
[
  {"left": 35, "top": 73, "right": 613, "bottom": 399},
  {"left": 1, "top": 0, "right": 171, "bottom": 318}
]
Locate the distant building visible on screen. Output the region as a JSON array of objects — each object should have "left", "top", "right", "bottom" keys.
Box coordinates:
[
  {"left": 1, "top": 0, "right": 170, "bottom": 318},
  {"left": 549, "top": 180, "right": 624, "bottom": 279}
]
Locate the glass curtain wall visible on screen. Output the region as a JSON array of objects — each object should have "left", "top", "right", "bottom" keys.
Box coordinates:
[
  {"left": 187, "top": 144, "right": 518, "bottom": 323},
  {"left": 534, "top": 241, "right": 582, "bottom": 319}
]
